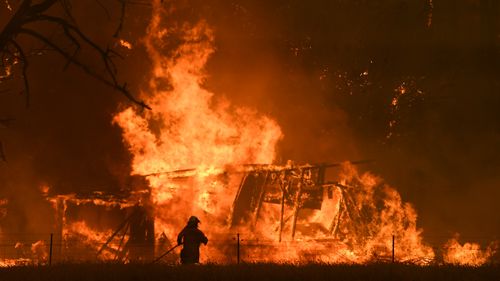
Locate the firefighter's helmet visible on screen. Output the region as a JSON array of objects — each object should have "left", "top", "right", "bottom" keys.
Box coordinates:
[{"left": 188, "top": 216, "right": 200, "bottom": 225}]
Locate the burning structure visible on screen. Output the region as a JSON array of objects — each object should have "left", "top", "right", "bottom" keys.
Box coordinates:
[
  {"left": 0, "top": 0, "right": 498, "bottom": 267},
  {"left": 44, "top": 183, "right": 155, "bottom": 262},
  {"left": 21, "top": 160, "right": 494, "bottom": 265},
  {"left": 40, "top": 161, "right": 435, "bottom": 264}
]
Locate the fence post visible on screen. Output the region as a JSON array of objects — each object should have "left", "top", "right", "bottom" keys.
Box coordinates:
[
  {"left": 237, "top": 233, "right": 240, "bottom": 264},
  {"left": 392, "top": 235, "right": 395, "bottom": 263},
  {"left": 49, "top": 233, "right": 53, "bottom": 266}
]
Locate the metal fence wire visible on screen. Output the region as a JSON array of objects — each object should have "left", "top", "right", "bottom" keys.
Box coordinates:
[{"left": 0, "top": 233, "right": 498, "bottom": 265}]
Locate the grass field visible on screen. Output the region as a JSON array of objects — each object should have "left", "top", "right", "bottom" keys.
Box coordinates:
[{"left": 0, "top": 263, "right": 499, "bottom": 281}]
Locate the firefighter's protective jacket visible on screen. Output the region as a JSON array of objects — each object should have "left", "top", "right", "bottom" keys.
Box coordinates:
[{"left": 177, "top": 224, "right": 208, "bottom": 264}]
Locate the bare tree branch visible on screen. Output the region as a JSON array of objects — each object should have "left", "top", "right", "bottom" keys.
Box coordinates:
[
  {"left": 9, "top": 39, "right": 29, "bottom": 106},
  {"left": 19, "top": 27, "right": 151, "bottom": 109},
  {"left": 94, "top": 0, "right": 111, "bottom": 20},
  {"left": 0, "top": 1, "right": 31, "bottom": 50},
  {"left": 58, "top": 0, "right": 76, "bottom": 24},
  {"left": 29, "top": 0, "right": 58, "bottom": 15},
  {"left": 114, "top": 0, "right": 126, "bottom": 38},
  {"left": 0, "top": 0, "right": 150, "bottom": 109}
]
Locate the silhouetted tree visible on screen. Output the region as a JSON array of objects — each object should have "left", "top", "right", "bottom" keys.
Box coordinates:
[
  {"left": 0, "top": 0, "right": 150, "bottom": 108},
  {"left": 0, "top": 0, "right": 152, "bottom": 161}
]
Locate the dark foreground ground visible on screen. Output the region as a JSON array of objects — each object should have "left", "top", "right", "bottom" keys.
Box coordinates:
[{"left": 0, "top": 263, "right": 499, "bottom": 281}]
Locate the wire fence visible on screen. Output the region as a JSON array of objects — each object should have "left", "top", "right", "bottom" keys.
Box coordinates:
[{"left": 0, "top": 233, "right": 498, "bottom": 266}]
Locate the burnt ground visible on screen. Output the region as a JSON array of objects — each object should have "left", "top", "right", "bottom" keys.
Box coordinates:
[{"left": 0, "top": 263, "right": 499, "bottom": 281}]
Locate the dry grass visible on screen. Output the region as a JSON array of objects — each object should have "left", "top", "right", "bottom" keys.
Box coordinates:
[{"left": 0, "top": 263, "right": 499, "bottom": 281}]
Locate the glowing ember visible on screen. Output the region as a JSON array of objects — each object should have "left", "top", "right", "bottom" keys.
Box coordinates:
[
  {"left": 39, "top": 185, "right": 50, "bottom": 196},
  {"left": 119, "top": 39, "right": 133, "bottom": 50},
  {"left": 30, "top": 240, "right": 48, "bottom": 264}
]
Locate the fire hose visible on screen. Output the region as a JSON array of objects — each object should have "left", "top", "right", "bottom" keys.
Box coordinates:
[{"left": 151, "top": 244, "right": 182, "bottom": 264}]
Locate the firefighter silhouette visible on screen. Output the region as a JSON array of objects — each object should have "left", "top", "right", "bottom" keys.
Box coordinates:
[{"left": 177, "top": 216, "right": 208, "bottom": 264}]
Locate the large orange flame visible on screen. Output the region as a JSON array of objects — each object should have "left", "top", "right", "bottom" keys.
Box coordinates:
[
  {"left": 111, "top": 1, "right": 441, "bottom": 264},
  {"left": 443, "top": 235, "right": 498, "bottom": 266},
  {"left": 110, "top": 0, "right": 500, "bottom": 265},
  {"left": 113, "top": 0, "right": 282, "bottom": 260}
]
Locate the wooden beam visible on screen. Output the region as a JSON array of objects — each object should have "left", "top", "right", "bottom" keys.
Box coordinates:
[
  {"left": 252, "top": 171, "right": 269, "bottom": 228},
  {"left": 278, "top": 179, "right": 286, "bottom": 242},
  {"left": 291, "top": 171, "right": 305, "bottom": 239},
  {"left": 329, "top": 189, "right": 344, "bottom": 238}
]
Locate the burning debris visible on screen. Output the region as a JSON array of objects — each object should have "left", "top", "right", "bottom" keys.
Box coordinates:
[
  {"left": 40, "top": 181, "right": 156, "bottom": 263},
  {"left": 2, "top": 161, "right": 487, "bottom": 266},
  {"left": 443, "top": 235, "right": 498, "bottom": 266},
  {"left": 227, "top": 162, "right": 436, "bottom": 264},
  {"left": 30, "top": 240, "right": 48, "bottom": 263}
]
